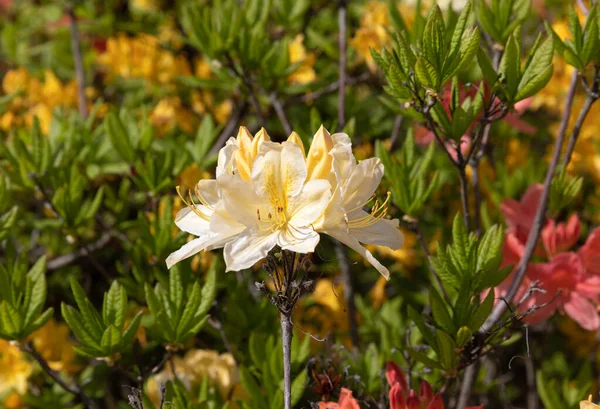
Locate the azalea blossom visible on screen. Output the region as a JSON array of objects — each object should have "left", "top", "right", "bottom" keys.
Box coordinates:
[
  {"left": 386, "top": 361, "right": 483, "bottom": 409},
  {"left": 167, "top": 125, "right": 404, "bottom": 276},
  {"left": 318, "top": 388, "right": 360, "bottom": 409}
]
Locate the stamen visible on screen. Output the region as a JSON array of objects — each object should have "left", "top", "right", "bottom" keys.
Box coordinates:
[
  {"left": 347, "top": 192, "right": 391, "bottom": 229},
  {"left": 176, "top": 185, "right": 211, "bottom": 222}
]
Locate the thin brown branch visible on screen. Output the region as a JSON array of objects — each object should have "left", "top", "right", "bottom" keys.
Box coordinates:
[
  {"left": 20, "top": 342, "right": 98, "bottom": 409},
  {"left": 337, "top": 0, "right": 348, "bottom": 131},
  {"left": 67, "top": 8, "right": 88, "bottom": 118},
  {"left": 482, "top": 70, "right": 580, "bottom": 331},
  {"left": 456, "top": 364, "right": 478, "bottom": 409},
  {"left": 207, "top": 101, "right": 249, "bottom": 157},
  {"left": 458, "top": 167, "right": 472, "bottom": 232},
  {"left": 390, "top": 115, "right": 404, "bottom": 150},
  {"left": 47, "top": 232, "right": 112, "bottom": 270},
  {"left": 291, "top": 72, "right": 371, "bottom": 104},
  {"left": 525, "top": 357, "right": 538, "bottom": 409},
  {"left": 270, "top": 92, "right": 292, "bottom": 135},
  {"left": 225, "top": 55, "right": 264, "bottom": 127}
]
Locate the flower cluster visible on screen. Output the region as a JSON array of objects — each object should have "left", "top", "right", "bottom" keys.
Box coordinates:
[
  {"left": 167, "top": 126, "right": 404, "bottom": 279},
  {"left": 497, "top": 184, "right": 600, "bottom": 330}
]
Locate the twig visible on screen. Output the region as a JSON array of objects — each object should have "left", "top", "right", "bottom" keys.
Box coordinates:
[
  {"left": 291, "top": 72, "right": 371, "bottom": 104},
  {"left": 20, "top": 342, "right": 98, "bottom": 409},
  {"left": 47, "top": 232, "right": 112, "bottom": 270},
  {"left": 482, "top": 70, "right": 580, "bottom": 331},
  {"left": 207, "top": 101, "right": 249, "bottom": 157},
  {"left": 270, "top": 92, "right": 292, "bottom": 135},
  {"left": 67, "top": 7, "right": 88, "bottom": 118},
  {"left": 456, "top": 364, "right": 478, "bottom": 409},
  {"left": 458, "top": 168, "right": 472, "bottom": 232},
  {"left": 208, "top": 317, "right": 235, "bottom": 358},
  {"left": 337, "top": 0, "right": 348, "bottom": 131},
  {"left": 334, "top": 243, "right": 360, "bottom": 347},
  {"left": 281, "top": 313, "right": 293, "bottom": 409},
  {"left": 226, "top": 55, "right": 264, "bottom": 127},
  {"left": 390, "top": 115, "right": 404, "bottom": 150},
  {"left": 563, "top": 70, "right": 599, "bottom": 165},
  {"left": 525, "top": 357, "right": 538, "bottom": 409}
]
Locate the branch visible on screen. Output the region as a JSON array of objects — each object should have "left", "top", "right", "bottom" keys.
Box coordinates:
[
  {"left": 269, "top": 92, "right": 292, "bottom": 135},
  {"left": 482, "top": 70, "right": 580, "bottom": 331},
  {"left": 389, "top": 115, "right": 404, "bottom": 150},
  {"left": 337, "top": 0, "right": 348, "bottom": 131},
  {"left": 67, "top": 7, "right": 88, "bottom": 118},
  {"left": 288, "top": 72, "right": 371, "bottom": 104},
  {"left": 207, "top": 101, "right": 249, "bottom": 157},
  {"left": 456, "top": 364, "right": 478, "bottom": 409},
  {"left": 47, "top": 232, "right": 112, "bottom": 270},
  {"left": 563, "top": 69, "right": 599, "bottom": 166},
  {"left": 20, "top": 342, "right": 98, "bottom": 409},
  {"left": 226, "top": 55, "right": 264, "bottom": 127}
]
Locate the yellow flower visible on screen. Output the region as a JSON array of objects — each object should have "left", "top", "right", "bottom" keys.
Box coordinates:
[
  {"left": 369, "top": 276, "right": 388, "bottom": 308},
  {"left": 350, "top": 1, "right": 392, "bottom": 72},
  {"left": 2, "top": 67, "right": 29, "bottom": 94},
  {"left": 29, "top": 319, "right": 77, "bottom": 374},
  {"left": 582, "top": 395, "right": 600, "bottom": 409},
  {"left": 150, "top": 96, "right": 196, "bottom": 135},
  {"left": 0, "top": 340, "right": 32, "bottom": 406},
  {"left": 287, "top": 34, "right": 317, "bottom": 85},
  {"left": 147, "top": 349, "right": 245, "bottom": 406}
]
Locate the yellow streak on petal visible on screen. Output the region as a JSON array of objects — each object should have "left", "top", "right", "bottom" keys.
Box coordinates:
[
  {"left": 306, "top": 125, "right": 333, "bottom": 181},
  {"left": 234, "top": 126, "right": 254, "bottom": 181}
]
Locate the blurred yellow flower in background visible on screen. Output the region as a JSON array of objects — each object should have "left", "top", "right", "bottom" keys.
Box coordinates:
[
  {"left": 350, "top": 1, "right": 391, "bottom": 72},
  {"left": 97, "top": 33, "right": 190, "bottom": 85},
  {"left": 29, "top": 319, "right": 77, "bottom": 374},
  {"left": 0, "top": 340, "right": 32, "bottom": 409},
  {"left": 287, "top": 34, "right": 317, "bottom": 85},
  {"left": 150, "top": 96, "right": 196, "bottom": 135},
  {"left": 147, "top": 349, "right": 246, "bottom": 407}
]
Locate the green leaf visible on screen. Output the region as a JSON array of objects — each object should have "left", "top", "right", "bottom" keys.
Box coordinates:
[
  {"left": 61, "top": 303, "right": 101, "bottom": 350},
  {"left": 176, "top": 281, "right": 201, "bottom": 339},
  {"left": 436, "top": 330, "right": 457, "bottom": 369},
  {"left": 415, "top": 56, "right": 439, "bottom": 89},
  {"left": 240, "top": 366, "right": 267, "bottom": 408},
  {"left": 515, "top": 37, "right": 554, "bottom": 101},
  {"left": 468, "top": 290, "right": 494, "bottom": 331},
  {"left": 499, "top": 34, "right": 521, "bottom": 100},
  {"left": 476, "top": 225, "right": 504, "bottom": 274},
  {"left": 169, "top": 267, "right": 184, "bottom": 315},
  {"left": 406, "top": 348, "right": 444, "bottom": 370},
  {"left": 423, "top": 5, "right": 446, "bottom": 70},
  {"left": 197, "top": 260, "right": 217, "bottom": 317},
  {"left": 70, "top": 280, "right": 104, "bottom": 339},
  {"left": 291, "top": 370, "right": 307, "bottom": 406},
  {"left": 449, "top": 1, "right": 472, "bottom": 57},
  {"left": 582, "top": 17, "right": 599, "bottom": 65},
  {"left": 122, "top": 311, "right": 143, "bottom": 347},
  {"left": 105, "top": 112, "right": 135, "bottom": 163},
  {"left": 430, "top": 288, "right": 455, "bottom": 334},
  {"left": 456, "top": 326, "right": 473, "bottom": 347},
  {"left": 100, "top": 325, "right": 122, "bottom": 355}
]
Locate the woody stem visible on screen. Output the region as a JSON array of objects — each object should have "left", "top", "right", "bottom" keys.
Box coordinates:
[{"left": 281, "top": 312, "right": 293, "bottom": 409}]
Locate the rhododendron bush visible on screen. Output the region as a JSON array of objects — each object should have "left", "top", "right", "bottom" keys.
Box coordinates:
[{"left": 2, "top": 0, "right": 600, "bottom": 409}]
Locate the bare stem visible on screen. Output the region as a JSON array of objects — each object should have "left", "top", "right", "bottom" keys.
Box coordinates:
[
  {"left": 458, "top": 168, "right": 472, "bottom": 232},
  {"left": 525, "top": 357, "right": 538, "bottom": 409},
  {"left": 270, "top": 92, "right": 293, "bottom": 135},
  {"left": 337, "top": 1, "right": 347, "bottom": 131},
  {"left": 390, "top": 115, "right": 404, "bottom": 150},
  {"left": 207, "top": 102, "right": 249, "bottom": 157},
  {"left": 47, "top": 232, "right": 112, "bottom": 270},
  {"left": 482, "top": 70, "right": 580, "bottom": 331},
  {"left": 280, "top": 313, "right": 293, "bottom": 409},
  {"left": 456, "top": 364, "right": 477, "bottom": 409},
  {"left": 67, "top": 7, "right": 88, "bottom": 118},
  {"left": 20, "top": 342, "right": 98, "bottom": 409}
]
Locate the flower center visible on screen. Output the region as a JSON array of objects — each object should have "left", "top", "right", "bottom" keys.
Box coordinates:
[{"left": 347, "top": 191, "right": 391, "bottom": 229}]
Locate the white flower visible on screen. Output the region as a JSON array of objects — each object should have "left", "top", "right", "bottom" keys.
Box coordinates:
[
  {"left": 167, "top": 125, "right": 404, "bottom": 278},
  {"left": 217, "top": 141, "right": 331, "bottom": 271},
  {"left": 314, "top": 133, "right": 404, "bottom": 280}
]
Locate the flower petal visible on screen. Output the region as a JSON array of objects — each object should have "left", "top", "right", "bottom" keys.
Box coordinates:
[
  {"left": 326, "top": 228, "right": 390, "bottom": 280},
  {"left": 223, "top": 228, "right": 278, "bottom": 271},
  {"left": 289, "top": 179, "right": 332, "bottom": 226},
  {"left": 218, "top": 174, "right": 262, "bottom": 227},
  {"left": 166, "top": 236, "right": 216, "bottom": 269},
  {"left": 349, "top": 216, "right": 404, "bottom": 249},
  {"left": 280, "top": 141, "right": 308, "bottom": 197},
  {"left": 278, "top": 225, "right": 320, "bottom": 254},
  {"left": 342, "top": 157, "right": 384, "bottom": 210},
  {"left": 564, "top": 292, "right": 600, "bottom": 331},
  {"left": 174, "top": 207, "right": 212, "bottom": 236}
]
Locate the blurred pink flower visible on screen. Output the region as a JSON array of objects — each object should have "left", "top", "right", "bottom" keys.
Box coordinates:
[
  {"left": 541, "top": 214, "right": 581, "bottom": 258},
  {"left": 500, "top": 184, "right": 543, "bottom": 238},
  {"left": 529, "top": 253, "right": 600, "bottom": 330},
  {"left": 318, "top": 388, "right": 360, "bottom": 409},
  {"left": 580, "top": 227, "right": 600, "bottom": 275},
  {"left": 504, "top": 97, "right": 537, "bottom": 135}
]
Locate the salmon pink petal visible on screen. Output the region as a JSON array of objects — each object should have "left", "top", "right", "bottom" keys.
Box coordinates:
[
  {"left": 427, "top": 395, "right": 445, "bottom": 409},
  {"left": 386, "top": 361, "right": 408, "bottom": 391},
  {"left": 563, "top": 292, "right": 600, "bottom": 331},
  {"left": 419, "top": 381, "right": 434, "bottom": 405},
  {"left": 339, "top": 388, "right": 360, "bottom": 409},
  {"left": 390, "top": 383, "right": 407, "bottom": 409},
  {"left": 580, "top": 227, "right": 600, "bottom": 275}
]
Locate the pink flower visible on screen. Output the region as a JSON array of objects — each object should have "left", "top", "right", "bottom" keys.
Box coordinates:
[
  {"left": 541, "top": 214, "right": 581, "bottom": 258},
  {"left": 318, "top": 388, "right": 360, "bottom": 409},
  {"left": 500, "top": 184, "right": 543, "bottom": 238},
  {"left": 529, "top": 252, "right": 600, "bottom": 330},
  {"left": 504, "top": 97, "right": 536, "bottom": 135},
  {"left": 579, "top": 227, "right": 600, "bottom": 275}
]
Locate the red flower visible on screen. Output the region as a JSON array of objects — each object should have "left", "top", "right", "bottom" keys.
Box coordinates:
[
  {"left": 541, "top": 214, "right": 581, "bottom": 258},
  {"left": 579, "top": 227, "right": 600, "bottom": 275},
  {"left": 318, "top": 388, "right": 360, "bottom": 409}
]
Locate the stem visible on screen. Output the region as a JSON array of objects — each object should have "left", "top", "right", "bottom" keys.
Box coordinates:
[
  {"left": 390, "top": 115, "right": 404, "bottom": 150},
  {"left": 456, "top": 364, "right": 477, "bottom": 409},
  {"left": 334, "top": 242, "right": 360, "bottom": 347},
  {"left": 525, "top": 357, "right": 538, "bottom": 409},
  {"left": 20, "top": 342, "right": 98, "bottom": 409},
  {"left": 207, "top": 102, "right": 249, "bottom": 157},
  {"left": 563, "top": 91, "right": 598, "bottom": 166},
  {"left": 280, "top": 313, "right": 293, "bottom": 409},
  {"left": 270, "top": 92, "right": 293, "bottom": 135},
  {"left": 482, "top": 70, "right": 579, "bottom": 331},
  {"left": 67, "top": 7, "right": 88, "bottom": 118},
  {"left": 337, "top": 0, "right": 347, "bottom": 131},
  {"left": 458, "top": 167, "right": 472, "bottom": 231}
]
